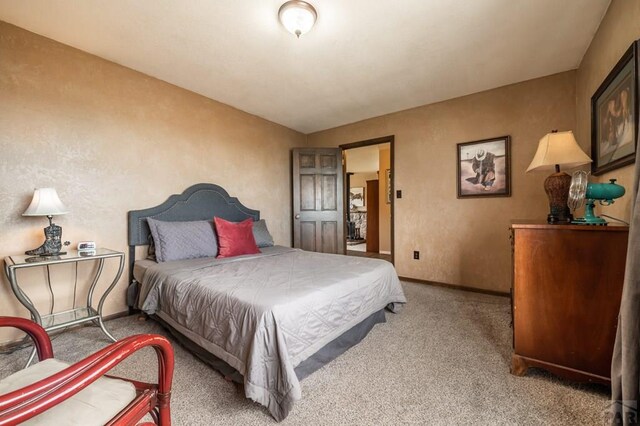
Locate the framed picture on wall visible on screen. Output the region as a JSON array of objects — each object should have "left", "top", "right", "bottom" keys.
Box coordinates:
[
  {"left": 591, "top": 40, "right": 639, "bottom": 176},
  {"left": 457, "top": 136, "right": 511, "bottom": 198},
  {"left": 349, "top": 187, "right": 364, "bottom": 208}
]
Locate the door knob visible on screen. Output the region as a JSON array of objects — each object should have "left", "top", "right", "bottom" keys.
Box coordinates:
[{"left": 295, "top": 214, "right": 300, "bottom": 219}]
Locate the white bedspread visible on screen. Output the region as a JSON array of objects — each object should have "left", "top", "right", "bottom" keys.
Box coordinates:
[{"left": 138, "top": 246, "right": 406, "bottom": 420}]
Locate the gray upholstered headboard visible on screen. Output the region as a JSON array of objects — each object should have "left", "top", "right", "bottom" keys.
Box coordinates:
[{"left": 127, "top": 183, "right": 259, "bottom": 283}]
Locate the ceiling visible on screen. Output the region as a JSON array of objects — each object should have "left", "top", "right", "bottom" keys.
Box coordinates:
[{"left": 0, "top": 0, "right": 610, "bottom": 134}]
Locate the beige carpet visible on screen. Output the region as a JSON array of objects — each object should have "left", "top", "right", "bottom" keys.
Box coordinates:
[{"left": 0, "top": 282, "right": 609, "bottom": 425}]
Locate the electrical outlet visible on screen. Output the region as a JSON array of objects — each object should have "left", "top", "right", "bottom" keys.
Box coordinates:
[
  {"left": 396, "top": 190, "right": 402, "bottom": 199},
  {"left": 413, "top": 251, "right": 419, "bottom": 260}
]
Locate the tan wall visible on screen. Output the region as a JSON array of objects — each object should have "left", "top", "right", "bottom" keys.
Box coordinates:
[
  {"left": 378, "top": 148, "right": 391, "bottom": 253},
  {"left": 350, "top": 172, "right": 378, "bottom": 211},
  {"left": 308, "top": 72, "right": 577, "bottom": 293},
  {"left": 0, "top": 22, "right": 305, "bottom": 342},
  {"left": 576, "top": 0, "right": 640, "bottom": 221}
]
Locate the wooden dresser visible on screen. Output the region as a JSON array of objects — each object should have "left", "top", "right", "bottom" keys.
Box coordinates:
[{"left": 510, "top": 222, "right": 628, "bottom": 385}]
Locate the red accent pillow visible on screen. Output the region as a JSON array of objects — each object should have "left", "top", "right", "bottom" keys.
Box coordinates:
[{"left": 214, "top": 217, "right": 260, "bottom": 258}]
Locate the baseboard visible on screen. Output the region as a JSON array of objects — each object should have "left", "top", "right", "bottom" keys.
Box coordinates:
[
  {"left": 0, "top": 310, "right": 132, "bottom": 352},
  {"left": 379, "top": 250, "right": 391, "bottom": 255},
  {"left": 398, "top": 276, "right": 510, "bottom": 298}
]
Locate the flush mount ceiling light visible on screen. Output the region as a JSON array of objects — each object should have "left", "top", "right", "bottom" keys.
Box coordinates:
[{"left": 278, "top": 1, "right": 317, "bottom": 38}]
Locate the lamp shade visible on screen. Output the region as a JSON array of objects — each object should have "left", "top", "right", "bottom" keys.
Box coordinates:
[
  {"left": 278, "top": 1, "right": 317, "bottom": 37},
  {"left": 526, "top": 131, "right": 592, "bottom": 172},
  {"left": 23, "top": 188, "right": 68, "bottom": 217}
]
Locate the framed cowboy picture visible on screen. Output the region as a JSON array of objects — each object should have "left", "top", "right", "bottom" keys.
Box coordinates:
[
  {"left": 591, "top": 40, "right": 638, "bottom": 176},
  {"left": 457, "top": 136, "right": 511, "bottom": 198}
]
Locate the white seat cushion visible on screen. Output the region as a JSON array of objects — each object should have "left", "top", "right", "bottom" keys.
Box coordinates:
[{"left": 0, "top": 358, "right": 137, "bottom": 425}]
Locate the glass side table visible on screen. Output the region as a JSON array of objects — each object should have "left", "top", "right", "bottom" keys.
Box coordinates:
[{"left": 4, "top": 248, "right": 125, "bottom": 367}]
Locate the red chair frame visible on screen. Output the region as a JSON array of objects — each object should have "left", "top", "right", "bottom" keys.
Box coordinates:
[{"left": 0, "top": 317, "right": 174, "bottom": 426}]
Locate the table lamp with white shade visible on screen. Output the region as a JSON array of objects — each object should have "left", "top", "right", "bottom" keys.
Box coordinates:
[
  {"left": 526, "top": 130, "right": 592, "bottom": 224},
  {"left": 22, "top": 188, "right": 69, "bottom": 256}
]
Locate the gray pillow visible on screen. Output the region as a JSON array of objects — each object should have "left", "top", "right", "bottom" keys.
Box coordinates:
[
  {"left": 147, "top": 218, "right": 218, "bottom": 262},
  {"left": 253, "top": 219, "right": 274, "bottom": 248}
]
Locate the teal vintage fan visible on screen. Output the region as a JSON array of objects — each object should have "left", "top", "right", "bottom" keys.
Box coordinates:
[{"left": 567, "top": 171, "right": 626, "bottom": 225}]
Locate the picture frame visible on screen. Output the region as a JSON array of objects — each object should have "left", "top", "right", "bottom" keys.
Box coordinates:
[
  {"left": 349, "top": 187, "right": 364, "bottom": 208},
  {"left": 591, "top": 40, "right": 639, "bottom": 176},
  {"left": 385, "top": 169, "right": 391, "bottom": 204},
  {"left": 457, "top": 136, "right": 511, "bottom": 198}
]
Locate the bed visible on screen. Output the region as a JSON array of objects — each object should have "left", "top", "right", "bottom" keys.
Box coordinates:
[{"left": 128, "top": 183, "right": 406, "bottom": 421}]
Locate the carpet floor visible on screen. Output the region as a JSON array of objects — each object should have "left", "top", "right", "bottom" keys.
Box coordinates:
[{"left": 1, "top": 282, "right": 610, "bottom": 425}]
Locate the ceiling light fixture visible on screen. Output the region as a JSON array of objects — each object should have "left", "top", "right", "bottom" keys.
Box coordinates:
[{"left": 278, "top": 1, "right": 317, "bottom": 38}]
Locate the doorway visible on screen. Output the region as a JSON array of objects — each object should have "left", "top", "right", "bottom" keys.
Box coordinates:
[{"left": 341, "top": 136, "right": 394, "bottom": 263}]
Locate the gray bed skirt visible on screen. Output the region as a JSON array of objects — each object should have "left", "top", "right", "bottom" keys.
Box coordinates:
[{"left": 152, "top": 308, "right": 387, "bottom": 384}]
